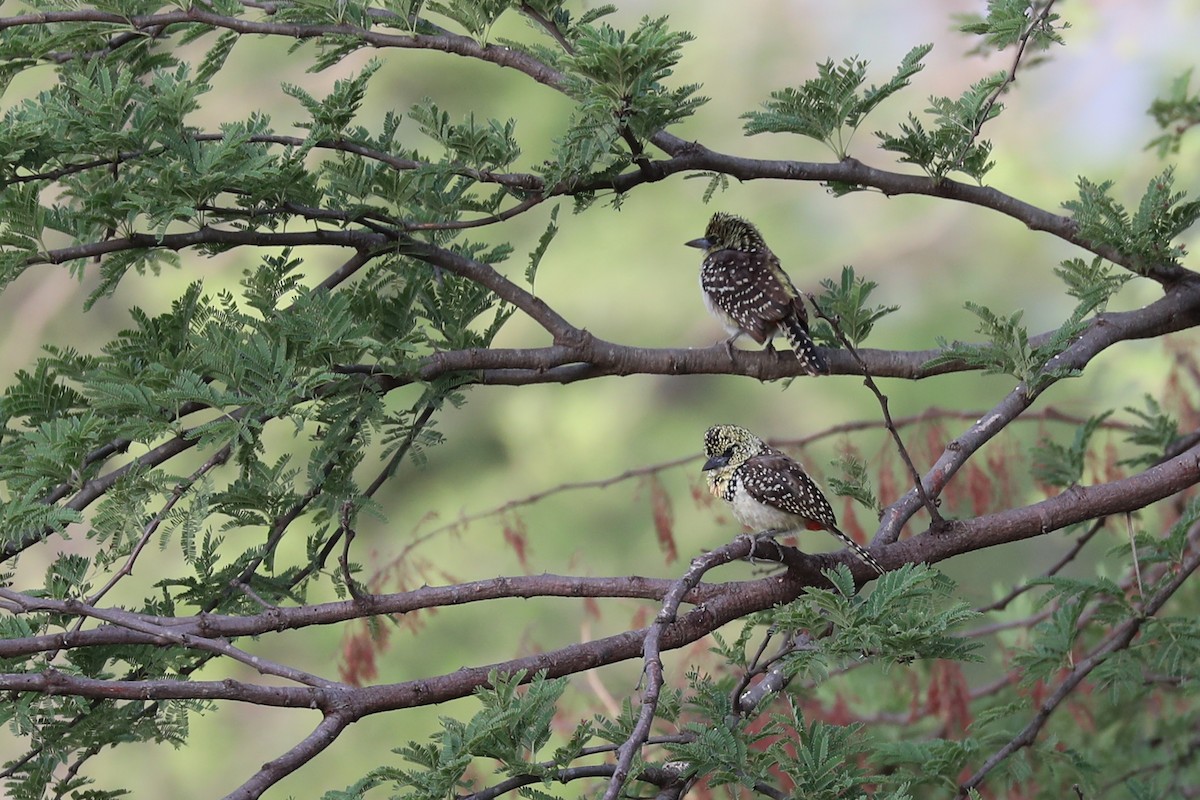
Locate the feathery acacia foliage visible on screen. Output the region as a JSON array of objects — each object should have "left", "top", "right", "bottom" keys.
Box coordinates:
[{"left": 2, "top": 1, "right": 1200, "bottom": 799}]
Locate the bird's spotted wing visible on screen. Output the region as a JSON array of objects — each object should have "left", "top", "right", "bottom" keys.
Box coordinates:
[
  {"left": 738, "top": 451, "right": 838, "bottom": 530},
  {"left": 700, "top": 249, "right": 796, "bottom": 343}
]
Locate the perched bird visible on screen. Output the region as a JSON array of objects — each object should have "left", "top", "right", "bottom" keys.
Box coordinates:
[
  {"left": 685, "top": 212, "right": 829, "bottom": 376},
  {"left": 701, "top": 424, "right": 884, "bottom": 575}
]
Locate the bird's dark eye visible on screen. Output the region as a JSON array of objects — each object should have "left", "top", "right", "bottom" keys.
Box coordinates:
[{"left": 723, "top": 447, "right": 734, "bottom": 458}]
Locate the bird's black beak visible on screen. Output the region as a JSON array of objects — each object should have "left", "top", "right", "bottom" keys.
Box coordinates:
[
  {"left": 685, "top": 237, "right": 710, "bottom": 249},
  {"left": 702, "top": 454, "right": 729, "bottom": 472}
]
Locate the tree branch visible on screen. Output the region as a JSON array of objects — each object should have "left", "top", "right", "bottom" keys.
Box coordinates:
[
  {"left": 5, "top": 431, "right": 1197, "bottom": 667},
  {"left": 893, "top": 440, "right": 1200, "bottom": 565},
  {"left": 0, "top": 573, "right": 725, "bottom": 658},
  {"left": 605, "top": 539, "right": 751, "bottom": 800},
  {"left": 81, "top": 441, "right": 234, "bottom": 610},
  {"left": 5, "top": 3, "right": 1191, "bottom": 285},
  {"left": 225, "top": 710, "right": 355, "bottom": 800},
  {"left": 874, "top": 281, "right": 1200, "bottom": 546},
  {"left": 956, "top": 534, "right": 1200, "bottom": 797}
]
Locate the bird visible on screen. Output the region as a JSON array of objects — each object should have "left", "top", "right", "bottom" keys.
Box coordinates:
[
  {"left": 685, "top": 212, "right": 830, "bottom": 376},
  {"left": 701, "top": 424, "right": 885, "bottom": 575}
]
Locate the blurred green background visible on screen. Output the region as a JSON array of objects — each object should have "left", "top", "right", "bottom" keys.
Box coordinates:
[{"left": 2, "top": 1, "right": 1199, "bottom": 796}]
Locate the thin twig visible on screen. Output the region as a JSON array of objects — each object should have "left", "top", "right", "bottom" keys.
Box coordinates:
[
  {"left": 52, "top": 741, "right": 103, "bottom": 800},
  {"left": 0, "top": 714, "right": 89, "bottom": 779},
  {"left": 1126, "top": 511, "right": 1145, "bottom": 604},
  {"left": 315, "top": 248, "right": 375, "bottom": 293},
  {"left": 808, "top": 295, "right": 944, "bottom": 526},
  {"left": 42, "top": 441, "right": 235, "bottom": 663},
  {"left": 729, "top": 627, "right": 777, "bottom": 711},
  {"left": 962, "top": 607, "right": 1055, "bottom": 639},
  {"left": 735, "top": 632, "right": 819, "bottom": 716},
  {"left": 2, "top": 404, "right": 264, "bottom": 563},
  {"left": 1098, "top": 733, "right": 1200, "bottom": 797},
  {"left": 294, "top": 400, "right": 440, "bottom": 588},
  {"left": 339, "top": 500, "right": 364, "bottom": 599},
  {"left": 209, "top": 456, "right": 340, "bottom": 612},
  {"left": 363, "top": 402, "right": 439, "bottom": 501},
  {"left": 1, "top": 590, "right": 341, "bottom": 689},
  {"left": 84, "top": 442, "right": 234, "bottom": 609},
  {"left": 517, "top": 3, "right": 575, "bottom": 54},
  {"left": 461, "top": 736, "right": 694, "bottom": 800},
  {"left": 951, "top": 0, "right": 1061, "bottom": 172}
]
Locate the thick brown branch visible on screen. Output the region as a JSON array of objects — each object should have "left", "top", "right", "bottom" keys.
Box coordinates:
[
  {"left": 0, "top": 540, "right": 823, "bottom": 714},
  {"left": 646, "top": 134, "right": 1193, "bottom": 285},
  {"left": 30, "top": 227, "right": 577, "bottom": 342},
  {"left": 893, "top": 441, "right": 1200, "bottom": 566},
  {"left": 874, "top": 281, "right": 1200, "bottom": 546},
  {"left": 10, "top": 277, "right": 1193, "bottom": 569},
  {"left": 0, "top": 669, "right": 329, "bottom": 707},
  {"left": 0, "top": 7, "right": 571, "bottom": 88},
  {"left": 418, "top": 283, "right": 1200, "bottom": 388},
  {"left": 5, "top": 432, "right": 1196, "bottom": 665},
  {"left": 1, "top": 443, "right": 1195, "bottom": 734},
  {"left": 0, "top": 574, "right": 717, "bottom": 657}
]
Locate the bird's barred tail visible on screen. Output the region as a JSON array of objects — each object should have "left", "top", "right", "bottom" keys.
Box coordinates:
[
  {"left": 828, "top": 525, "right": 885, "bottom": 575},
  {"left": 783, "top": 315, "right": 830, "bottom": 376}
]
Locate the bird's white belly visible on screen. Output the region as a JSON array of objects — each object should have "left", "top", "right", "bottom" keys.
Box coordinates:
[
  {"left": 700, "top": 280, "right": 745, "bottom": 338},
  {"left": 729, "top": 483, "right": 799, "bottom": 532}
]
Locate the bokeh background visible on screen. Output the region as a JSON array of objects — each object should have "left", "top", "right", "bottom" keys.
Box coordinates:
[{"left": 3, "top": 1, "right": 1199, "bottom": 796}]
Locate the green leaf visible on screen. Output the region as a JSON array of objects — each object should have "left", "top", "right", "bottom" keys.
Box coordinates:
[
  {"left": 196, "top": 31, "right": 239, "bottom": 84},
  {"left": 1062, "top": 168, "right": 1200, "bottom": 274},
  {"left": 428, "top": 0, "right": 510, "bottom": 41},
  {"left": 684, "top": 170, "right": 730, "bottom": 203},
  {"left": 1118, "top": 395, "right": 1179, "bottom": 468},
  {"left": 284, "top": 60, "right": 382, "bottom": 142},
  {"left": 542, "top": 16, "right": 704, "bottom": 185},
  {"left": 526, "top": 204, "right": 560, "bottom": 287},
  {"left": 766, "top": 564, "right": 981, "bottom": 668},
  {"left": 1031, "top": 412, "right": 1112, "bottom": 488},
  {"left": 409, "top": 100, "right": 521, "bottom": 170},
  {"left": 876, "top": 72, "right": 1004, "bottom": 181},
  {"left": 828, "top": 451, "right": 880, "bottom": 516},
  {"left": 924, "top": 301, "right": 1085, "bottom": 396},
  {"left": 812, "top": 265, "right": 899, "bottom": 346},
  {"left": 742, "top": 44, "right": 932, "bottom": 158},
  {"left": 958, "top": 0, "right": 1067, "bottom": 52},
  {"left": 1053, "top": 256, "right": 1133, "bottom": 315},
  {"left": 1147, "top": 69, "right": 1200, "bottom": 156}
]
